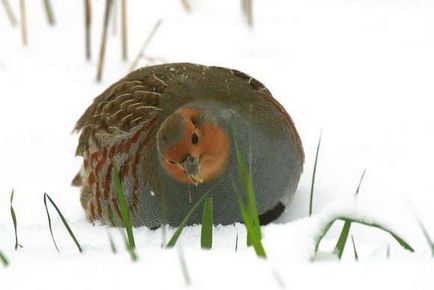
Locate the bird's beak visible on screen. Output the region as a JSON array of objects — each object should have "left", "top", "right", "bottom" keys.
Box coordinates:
[{"left": 181, "top": 155, "right": 203, "bottom": 186}]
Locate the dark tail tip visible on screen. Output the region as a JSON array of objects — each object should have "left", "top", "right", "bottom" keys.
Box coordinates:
[{"left": 259, "top": 202, "right": 285, "bottom": 225}]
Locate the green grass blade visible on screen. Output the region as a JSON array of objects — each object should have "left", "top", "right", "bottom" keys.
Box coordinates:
[
  {"left": 112, "top": 166, "right": 135, "bottom": 249},
  {"left": 415, "top": 217, "right": 434, "bottom": 256},
  {"left": 387, "top": 230, "right": 414, "bottom": 251},
  {"left": 346, "top": 218, "right": 414, "bottom": 251},
  {"left": 10, "top": 190, "right": 22, "bottom": 250},
  {"left": 236, "top": 143, "right": 261, "bottom": 240},
  {"left": 231, "top": 115, "right": 266, "bottom": 255},
  {"left": 120, "top": 229, "right": 138, "bottom": 261},
  {"left": 200, "top": 196, "right": 213, "bottom": 249},
  {"left": 129, "top": 247, "right": 138, "bottom": 261},
  {"left": 237, "top": 196, "right": 267, "bottom": 258},
  {"left": 108, "top": 232, "right": 117, "bottom": 254},
  {"left": 334, "top": 220, "right": 351, "bottom": 259},
  {"left": 178, "top": 247, "right": 191, "bottom": 286},
  {"left": 0, "top": 250, "right": 9, "bottom": 267},
  {"left": 350, "top": 235, "right": 359, "bottom": 261},
  {"left": 245, "top": 106, "right": 260, "bottom": 243},
  {"left": 43, "top": 193, "right": 59, "bottom": 252},
  {"left": 355, "top": 169, "right": 367, "bottom": 195},
  {"left": 231, "top": 117, "right": 261, "bottom": 244},
  {"left": 309, "top": 131, "right": 322, "bottom": 217},
  {"left": 44, "top": 193, "right": 82, "bottom": 253},
  {"left": 245, "top": 182, "right": 261, "bottom": 242},
  {"left": 334, "top": 169, "right": 367, "bottom": 259},
  {"left": 166, "top": 192, "right": 209, "bottom": 248},
  {"left": 314, "top": 216, "right": 414, "bottom": 260}
]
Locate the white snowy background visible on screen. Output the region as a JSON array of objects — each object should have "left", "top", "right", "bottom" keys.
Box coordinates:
[{"left": 1, "top": 0, "right": 434, "bottom": 289}]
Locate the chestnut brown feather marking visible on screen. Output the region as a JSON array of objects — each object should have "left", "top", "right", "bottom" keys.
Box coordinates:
[
  {"left": 131, "top": 118, "right": 158, "bottom": 200},
  {"left": 103, "top": 163, "right": 113, "bottom": 199}
]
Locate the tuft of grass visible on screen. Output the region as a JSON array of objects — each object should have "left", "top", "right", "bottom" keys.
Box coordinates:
[
  {"left": 309, "top": 131, "right": 322, "bottom": 217},
  {"left": 42, "top": 0, "right": 55, "bottom": 25},
  {"left": 112, "top": 166, "right": 135, "bottom": 250},
  {"left": 178, "top": 247, "right": 191, "bottom": 286},
  {"left": 96, "top": 0, "right": 113, "bottom": 81},
  {"left": 166, "top": 192, "right": 209, "bottom": 248},
  {"left": 350, "top": 235, "right": 359, "bottom": 261},
  {"left": 1, "top": 0, "right": 17, "bottom": 26},
  {"left": 0, "top": 250, "right": 8, "bottom": 267},
  {"left": 10, "top": 190, "right": 22, "bottom": 250},
  {"left": 43, "top": 193, "right": 82, "bottom": 253},
  {"left": 314, "top": 216, "right": 414, "bottom": 260},
  {"left": 334, "top": 169, "right": 366, "bottom": 259},
  {"left": 200, "top": 196, "right": 213, "bottom": 249}
]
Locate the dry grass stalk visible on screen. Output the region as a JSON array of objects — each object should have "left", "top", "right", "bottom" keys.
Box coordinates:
[
  {"left": 111, "top": 0, "right": 117, "bottom": 36},
  {"left": 19, "top": 0, "right": 27, "bottom": 46},
  {"left": 121, "top": 0, "right": 127, "bottom": 60},
  {"left": 241, "top": 0, "right": 246, "bottom": 17},
  {"left": 43, "top": 0, "right": 55, "bottom": 25},
  {"left": 1, "top": 0, "right": 17, "bottom": 26},
  {"left": 129, "top": 19, "right": 162, "bottom": 72},
  {"left": 180, "top": 0, "right": 190, "bottom": 12},
  {"left": 84, "top": 0, "right": 92, "bottom": 60},
  {"left": 242, "top": 0, "right": 253, "bottom": 27},
  {"left": 96, "top": 0, "right": 113, "bottom": 82}
]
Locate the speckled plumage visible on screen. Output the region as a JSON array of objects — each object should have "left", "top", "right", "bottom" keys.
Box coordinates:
[{"left": 74, "top": 63, "right": 304, "bottom": 228}]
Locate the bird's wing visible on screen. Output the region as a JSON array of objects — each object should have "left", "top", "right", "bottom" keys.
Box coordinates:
[{"left": 75, "top": 77, "right": 166, "bottom": 156}]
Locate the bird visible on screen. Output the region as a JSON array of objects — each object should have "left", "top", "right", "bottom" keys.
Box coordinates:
[{"left": 73, "top": 63, "right": 304, "bottom": 228}]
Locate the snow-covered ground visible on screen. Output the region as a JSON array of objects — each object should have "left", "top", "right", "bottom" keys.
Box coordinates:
[{"left": 1, "top": 0, "right": 434, "bottom": 288}]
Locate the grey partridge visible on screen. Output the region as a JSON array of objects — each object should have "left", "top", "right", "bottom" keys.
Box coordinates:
[{"left": 73, "top": 63, "right": 304, "bottom": 228}]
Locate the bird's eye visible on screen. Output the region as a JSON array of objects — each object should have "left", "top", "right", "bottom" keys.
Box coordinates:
[{"left": 191, "top": 132, "right": 199, "bottom": 145}]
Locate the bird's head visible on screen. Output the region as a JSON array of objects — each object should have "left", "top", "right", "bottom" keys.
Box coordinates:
[{"left": 156, "top": 100, "right": 231, "bottom": 186}]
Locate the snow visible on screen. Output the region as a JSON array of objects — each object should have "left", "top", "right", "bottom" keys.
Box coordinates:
[{"left": 1, "top": 0, "right": 434, "bottom": 288}]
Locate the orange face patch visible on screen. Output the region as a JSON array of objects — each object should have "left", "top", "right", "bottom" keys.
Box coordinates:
[{"left": 162, "top": 108, "right": 230, "bottom": 184}]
